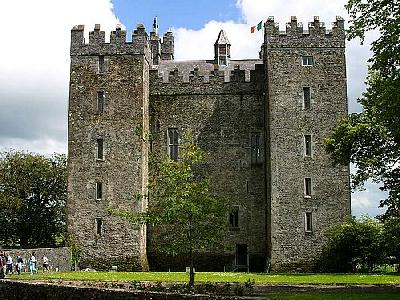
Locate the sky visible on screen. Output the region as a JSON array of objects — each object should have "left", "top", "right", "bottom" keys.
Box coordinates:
[{"left": 0, "top": 0, "right": 386, "bottom": 217}]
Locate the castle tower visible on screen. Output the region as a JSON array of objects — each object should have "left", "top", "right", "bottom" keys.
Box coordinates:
[
  {"left": 214, "top": 30, "right": 231, "bottom": 65},
  {"left": 67, "top": 24, "right": 151, "bottom": 270},
  {"left": 263, "top": 16, "right": 351, "bottom": 271},
  {"left": 161, "top": 31, "right": 174, "bottom": 61}
]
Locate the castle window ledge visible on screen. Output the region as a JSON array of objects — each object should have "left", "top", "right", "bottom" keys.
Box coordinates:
[
  {"left": 229, "top": 227, "right": 240, "bottom": 232},
  {"left": 96, "top": 158, "right": 105, "bottom": 162},
  {"left": 304, "top": 195, "right": 312, "bottom": 199}
]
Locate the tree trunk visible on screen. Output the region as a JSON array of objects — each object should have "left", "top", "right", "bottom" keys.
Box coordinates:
[
  {"left": 189, "top": 262, "right": 195, "bottom": 287},
  {"left": 188, "top": 217, "right": 195, "bottom": 287}
]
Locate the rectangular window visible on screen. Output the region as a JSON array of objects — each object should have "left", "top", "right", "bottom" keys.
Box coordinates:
[
  {"left": 251, "top": 133, "right": 262, "bottom": 165},
  {"left": 229, "top": 206, "right": 239, "bottom": 228},
  {"left": 98, "top": 55, "right": 105, "bottom": 73},
  {"left": 219, "top": 56, "right": 227, "bottom": 66},
  {"left": 95, "top": 218, "right": 102, "bottom": 235},
  {"left": 304, "top": 177, "right": 312, "bottom": 197},
  {"left": 304, "top": 135, "right": 312, "bottom": 157},
  {"left": 168, "top": 128, "right": 179, "bottom": 160},
  {"left": 97, "top": 91, "right": 105, "bottom": 113},
  {"left": 96, "top": 182, "right": 102, "bottom": 200},
  {"left": 219, "top": 45, "right": 227, "bottom": 55},
  {"left": 305, "top": 212, "right": 313, "bottom": 233},
  {"left": 303, "top": 87, "right": 311, "bottom": 109},
  {"left": 302, "top": 56, "right": 314, "bottom": 66},
  {"left": 96, "top": 138, "right": 104, "bottom": 160}
]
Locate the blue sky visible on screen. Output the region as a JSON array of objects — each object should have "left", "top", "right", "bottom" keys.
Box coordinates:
[
  {"left": 0, "top": 0, "right": 386, "bottom": 217},
  {"left": 113, "top": 0, "right": 242, "bottom": 33}
]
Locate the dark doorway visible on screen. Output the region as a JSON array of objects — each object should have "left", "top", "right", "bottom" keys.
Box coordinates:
[{"left": 235, "top": 244, "right": 249, "bottom": 272}]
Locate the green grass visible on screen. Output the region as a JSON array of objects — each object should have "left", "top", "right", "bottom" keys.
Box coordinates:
[
  {"left": 7, "top": 272, "right": 400, "bottom": 285},
  {"left": 265, "top": 291, "right": 400, "bottom": 300}
]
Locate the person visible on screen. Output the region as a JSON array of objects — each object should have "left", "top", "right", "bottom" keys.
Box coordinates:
[
  {"left": 0, "top": 252, "right": 5, "bottom": 279},
  {"left": 29, "top": 252, "right": 37, "bottom": 274},
  {"left": 42, "top": 255, "right": 49, "bottom": 272},
  {"left": 5, "top": 253, "right": 13, "bottom": 275},
  {"left": 15, "top": 253, "right": 23, "bottom": 275}
]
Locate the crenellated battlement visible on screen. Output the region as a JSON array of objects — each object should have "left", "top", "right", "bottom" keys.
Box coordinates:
[
  {"left": 150, "top": 60, "right": 264, "bottom": 94},
  {"left": 265, "top": 16, "right": 345, "bottom": 48},
  {"left": 70, "top": 24, "right": 151, "bottom": 56}
]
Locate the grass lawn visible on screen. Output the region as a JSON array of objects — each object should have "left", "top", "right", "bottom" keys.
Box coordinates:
[
  {"left": 265, "top": 291, "right": 400, "bottom": 300},
  {"left": 7, "top": 271, "right": 400, "bottom": 285}
]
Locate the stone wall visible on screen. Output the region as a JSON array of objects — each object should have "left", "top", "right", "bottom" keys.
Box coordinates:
[
  {"left": 68, "top": 24, "right": 150, "bottom": 271},
  {"left": 1, "top": 247, "right": 70, "bottom": 272},
  {"left": 264, "top": 16, "right": 351, "bottom": 270},
  {"left": 149, "top": 60, "right": 267, "bottom": 271}
]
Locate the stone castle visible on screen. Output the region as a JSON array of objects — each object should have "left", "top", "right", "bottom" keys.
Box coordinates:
[{"left": 67, "top": 16, "right": 351, "bottom": 272}]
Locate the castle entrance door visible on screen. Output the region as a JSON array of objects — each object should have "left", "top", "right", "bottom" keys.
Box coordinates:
[{"left": 235, "top": 244, "right": 249, "bottom": 272}]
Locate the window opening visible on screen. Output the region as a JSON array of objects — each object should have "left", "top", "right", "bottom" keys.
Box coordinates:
[
  {"left": 304, "top": 135, "right": 312, "bottom": 157},
  {"left": 96, "top": 218, "right": 102, "bottom": 235},
  {"left": 97, "top": 138, "right": 104, "bottom": 160},
  {"left": 302, "top": 56, "right": 314, "bottom": 66},
  {"left": 305, "top": 212, "right": 313, "bottom": 232},
  {"left": 229, "top": 206, "right": 239, "bottom": 228},
  {"left": 305, "top": 177, "right": 312, "bottom": 197},
  {"left": 96, "top": 182, "right": 102, "bottom": 200},
  {"left": 168, "top": 128, "right": 179, "bottom": 160},
  {"left": 303, "top": 87, "right": 311, "bottom": 109}
]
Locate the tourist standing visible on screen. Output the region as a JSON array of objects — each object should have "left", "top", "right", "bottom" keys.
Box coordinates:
[
  {"left": 29, "top": 252, "right": 37, "bottom": 274},
  {"left": 42, "top": 255, "right": 49, "bottom": 272},
  {"left": 5, "top": 253, "right": 13, "bottom": 275},
  {"left": 15, "top": 253, "right": 23, "bottom": 275}
]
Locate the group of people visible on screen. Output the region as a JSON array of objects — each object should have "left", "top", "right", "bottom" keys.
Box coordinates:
[{"left": 0, "top": 252, "right": 49, "bottom": 278}]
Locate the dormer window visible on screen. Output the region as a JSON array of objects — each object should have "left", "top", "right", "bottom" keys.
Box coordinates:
[
  {"left": 219, "top": 45, "right": 227, "bottom": 55},
  {"left": 214, "top": 30, "right": 231, "bottom": 66}
]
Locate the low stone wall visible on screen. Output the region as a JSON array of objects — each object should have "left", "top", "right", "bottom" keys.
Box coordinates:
[
  {"left": 0, "top": 280, "right": 236, "bottom": 299},
  {"left": 1, "top": 247, "right": 70, "bottom": 272}
]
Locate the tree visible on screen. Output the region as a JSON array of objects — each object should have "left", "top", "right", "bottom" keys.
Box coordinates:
[
  {"left": 324, "top": 0, "right": 400, "bottom": 220},
  {"left": 0, "top": 151, "right": 67, "bottom": 248},
  {"left": 319, "top": 217, "right": 384, "bottom": 272},
  {"left": 111, "top": 141, "right": 228, "bottom": 286},
  {"left": 382, "top": 217, "right": 400, "bottom": 271}
]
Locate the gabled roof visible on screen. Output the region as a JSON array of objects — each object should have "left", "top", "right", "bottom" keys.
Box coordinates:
[{"left": 215, "top": 30, "right": 230, "bottom": 45}]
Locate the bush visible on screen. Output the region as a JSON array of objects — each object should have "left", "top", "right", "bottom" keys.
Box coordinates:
[{"left": 318, "top": 217, "right": 384, "bottom": 272}]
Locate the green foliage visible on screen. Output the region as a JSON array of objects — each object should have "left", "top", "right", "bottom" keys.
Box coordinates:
[
  {"left": 111, "top": 138, "right": 228, "bottom": 285},
  {"left": 319, "top": 217, "right": 384, "bottom": 272},
  {"left": 325, "top": 0, "right": 400, "bottom": 220},
  {"left": 382, "top": 217, "right": 400, "bottom": 269},
  {"left": 0, "top": 150, "right": 67, "bottom": 248}
]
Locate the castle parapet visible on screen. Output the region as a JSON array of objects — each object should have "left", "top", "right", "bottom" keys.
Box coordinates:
[
  {"left": 265, "top": 16, "right": 345, "bottom": 48},
  {"left": 150, "top": 61, "right": 264, "bottom": 95},
  {"left": 70, "top": 24, "right": 150, "bottom": 56}
]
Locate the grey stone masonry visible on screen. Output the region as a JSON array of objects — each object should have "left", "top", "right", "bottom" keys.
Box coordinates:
[
  {"left": 68, "top": 24, "right": 150, "bottom": 270},
  {"left": 67, "top": 16, "right": 351, "bottom": 272},
  {"left": 264, "top": 16, "right": 350, "bottom": 270}
]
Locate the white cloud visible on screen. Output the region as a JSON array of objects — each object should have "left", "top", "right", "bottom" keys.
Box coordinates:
[
  {"left": 236, "top": 0, "right": 347, "bottom": 26},
  {"left": 0, "top": 137, "right": 66, "bottom": 156},
  {"left": 352, "top": 182, "right": 387, "bottom": 217},
  {"left": 0, "top": 0, "right": 121, "bottom": 155},
  {"left": 174, "top": 20, "right": 262, "bottom": 61}
]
